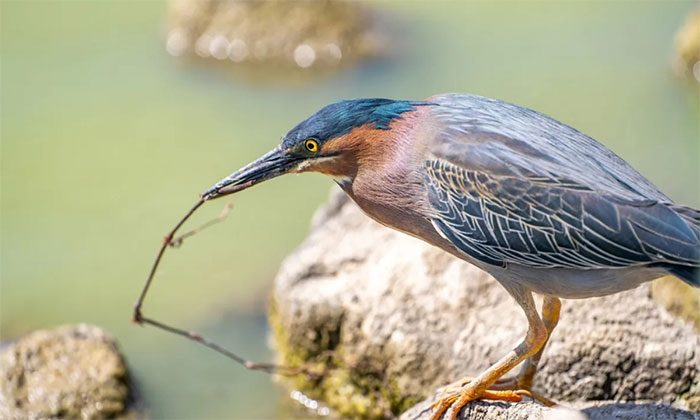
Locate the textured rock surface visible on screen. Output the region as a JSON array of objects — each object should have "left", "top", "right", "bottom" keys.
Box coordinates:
[
  {"left": 401, "top": 399, "right": 698, "bottom": 420},
  {"left": 0, "top": 324, "right": 135, "bottom": 419},
  {"left": 270, "top": 188, "right": 700, "bottom": 419}
]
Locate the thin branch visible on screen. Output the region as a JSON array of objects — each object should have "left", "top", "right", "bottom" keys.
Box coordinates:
[
  {"left": 132, "top": 194, "right": 321, "bottom": 380},
  {"left": 132, "top": 197, "right": 206, "bottom": 323},
  {"left": 138, "top": 315, "right": 321, "bottom": 378}
]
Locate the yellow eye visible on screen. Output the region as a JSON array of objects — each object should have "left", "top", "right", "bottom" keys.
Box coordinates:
[{"left": 304, "top": 139, "right": 319, "bottom": 153}]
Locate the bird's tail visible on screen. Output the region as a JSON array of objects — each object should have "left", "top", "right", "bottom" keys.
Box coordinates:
[{"left": 663, "top": 204, "right": 700, "bottom": 287}]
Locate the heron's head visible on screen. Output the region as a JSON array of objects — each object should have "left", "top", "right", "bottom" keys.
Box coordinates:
[{"left": 203, "top": 98, "right": 428, "bottom": 200}]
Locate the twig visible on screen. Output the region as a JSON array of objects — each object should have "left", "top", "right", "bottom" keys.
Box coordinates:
[
  {"left": 132, "top": 194, "right": 318, "bottom": 378},
  {"left": 169, "top": 200, "right": 235, "bottom": 248},
  {"left": 137, "top": 315, "right": 321, "bottom": 378}
]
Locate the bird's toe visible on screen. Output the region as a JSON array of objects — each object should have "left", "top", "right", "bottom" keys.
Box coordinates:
[{"left": 429, "top": 383, "right": 547, "bottom": 419}]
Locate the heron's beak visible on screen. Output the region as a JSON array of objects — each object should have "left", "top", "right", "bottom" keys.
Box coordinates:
[{"left": 202, "top": 147, "right": 299, "bottom": 200}]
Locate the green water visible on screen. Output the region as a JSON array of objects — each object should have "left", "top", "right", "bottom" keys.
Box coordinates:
[{"left": 1, "top": 1, "right": 698, "bottom": 419}]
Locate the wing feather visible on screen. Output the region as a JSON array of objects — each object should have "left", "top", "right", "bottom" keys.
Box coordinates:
[
  {"left": 424, "top": 159, "right": 698, "bottom": 270},
  {"left": 421, "top": 94, "right": 699, "bottom": 271}
]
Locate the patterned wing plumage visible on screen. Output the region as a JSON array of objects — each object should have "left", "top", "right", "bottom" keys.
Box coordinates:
[
  {"left": 424, "top": 94, "right": 700, "bottom": 271},
  {"left": 425, "top": 160, "right": 699, "bottom": 270}
]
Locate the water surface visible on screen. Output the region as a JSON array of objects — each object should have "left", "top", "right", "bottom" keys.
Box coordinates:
[{"left": 2, "top": 1, "right": 698, "bottom": 418}]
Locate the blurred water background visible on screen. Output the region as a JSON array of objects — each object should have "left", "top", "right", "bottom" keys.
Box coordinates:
[{"left": 2, "top": 1, "right": 698, "bottom": 418}]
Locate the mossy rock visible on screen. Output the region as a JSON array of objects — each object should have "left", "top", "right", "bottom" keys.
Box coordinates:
[{"left": 0, "top": 324, "right": 136, "bottom": 419}]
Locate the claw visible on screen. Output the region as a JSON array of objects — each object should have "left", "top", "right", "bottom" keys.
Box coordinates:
[
  {"left": 524, "top": 390, "right": 556, "bottom": 407},
  {"left": 429, "top": 386, "right": 541, "bottom": 420},
  {"left": 430, "top": 386, "right": 477, "bottom": 420},
  {"left": 481, "top": 389, "right": 527, "bottom": 402},
  {"left": 430, "top": 393, "right": 458, "bottom": 420}
]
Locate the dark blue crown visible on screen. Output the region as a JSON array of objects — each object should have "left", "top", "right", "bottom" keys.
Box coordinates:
[{"left": 283, "top": 99, "right": 429, "bottom": 146}]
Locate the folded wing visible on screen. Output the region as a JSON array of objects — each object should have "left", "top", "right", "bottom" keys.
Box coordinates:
[{"left": 424, "top": 94, "right": 700, "bottom": 271}]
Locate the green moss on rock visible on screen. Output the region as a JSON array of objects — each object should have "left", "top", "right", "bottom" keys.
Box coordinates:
[{"left": 268, "top": 294, "right": 416, "bottom": 419}]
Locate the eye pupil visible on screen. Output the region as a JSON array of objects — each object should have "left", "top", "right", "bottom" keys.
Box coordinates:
[{"left": 305, "top": 139, "right": 318, "bottom": 152}]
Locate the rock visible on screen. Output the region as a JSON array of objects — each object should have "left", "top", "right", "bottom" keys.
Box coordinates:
[
  {"left": 673, "top": 9, "right": 700, "bottom": 83},
  {"left": 166, "top": 0, "right": 384, "bottom": 73},
  {"left": 401, "top": 400, "right": 551, "bottom": 420},
  {"left": 401, "top": 400, "right": 698, "bottom": 420},
  {"left": 269, "top": 188, "right": 700, "bottom": 419},
  {"left": 653, "top": 277, "right": 700, "bottom": 330},
  {"left": 0, "top": 324, "right": 136, "bottom": 419},
  {"left": 579, "top": 402, "right": 699, "bottom": 420}
]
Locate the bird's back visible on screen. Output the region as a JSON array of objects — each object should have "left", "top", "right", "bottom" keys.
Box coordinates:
[
  {"left": 421, "top": 93, "right": 699, "bottom": 288},
  {"left": 429, "top": 93, "right": 670, "bottom": 202}
]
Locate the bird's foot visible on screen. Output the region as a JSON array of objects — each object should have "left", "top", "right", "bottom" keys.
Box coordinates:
[
  {"left": 430, "top": 382, "right": 532, "bottom": 420},
  {"left": 436, "top": 375, "right": 523, "bottom": 394},
  {"left": 488, "top": 377, "right": 556, "bottom": 406},
  {"left": 439, "top": 375, "right": 555, "bottom": 406}
]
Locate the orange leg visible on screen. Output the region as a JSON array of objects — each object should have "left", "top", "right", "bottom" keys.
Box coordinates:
[
  {"left": 487, "top": 296, "right": 561, "bottom": 406},
  {"left": 431, "top": 286, "right": 549, "bottom": 420},
  {"left": 446, "top": 296, "right": 562, "bottom": 392},
  {"left": 508, "top": 296, "right": 561, "bottom": 390}
]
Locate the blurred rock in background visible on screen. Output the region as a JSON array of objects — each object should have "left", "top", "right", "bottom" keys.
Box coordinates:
[
  {"left": 0, "top": 324, "right": 138, "bottom": 419},
  {"left": 166, "top": 0, "right": 385, "bottom": 76},
  {"left": 673, "top": 9, "right": 700, "bottom": 83},
  {"left": 270, "top": 188, "right": 700, "bottom": 419},
  {"left": 653, "top": 276, "right": 700, "bottom": 331}
]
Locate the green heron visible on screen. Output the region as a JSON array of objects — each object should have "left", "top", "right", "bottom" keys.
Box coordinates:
[{"left": 203, "top": 94, "right": 700, "bottom": 419}]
